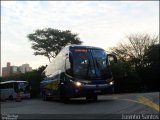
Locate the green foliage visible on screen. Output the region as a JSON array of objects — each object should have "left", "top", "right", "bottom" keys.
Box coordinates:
[
  {"left": 26, "top": 65, "right": 46, "bottom": 97},
  {"left": 110, "top": 61, "right": 141, "bottom": 93},
  {"left": 27, "top": 28, "right": 82, "bottom": 62},
  {"left": 142, "top": 44, "right": 160, "bottom": 91},
  {"left": 110, "top": 33, "right": 159, "bottom": 93},
  {"left": 144, "top": 44, "right": 159, "bottom": 68}
]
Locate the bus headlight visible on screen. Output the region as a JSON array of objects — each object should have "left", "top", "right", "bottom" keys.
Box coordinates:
[
  {"left": 109, "top": 81, "right": 114, "bottom": 85},
  {"left": 75, "top": 81, "right": 82, "bottom": 87}
]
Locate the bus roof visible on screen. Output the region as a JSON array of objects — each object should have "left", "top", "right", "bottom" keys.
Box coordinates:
[
  {"left": 66, "top": 44, "right": 104, "bottom": 50},
  {"left": 0, "top": 80, "right": 28, "bottom": 84}
]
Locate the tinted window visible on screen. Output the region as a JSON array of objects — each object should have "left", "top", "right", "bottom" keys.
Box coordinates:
[
  {"left": 71, "top": 48, "right": 112, "bottom": 80},
  {"left": 14, "top": 82, "right": 19, "bottom": 92},
  {"left": 0, "top": 83, "right": 14, "bottom": 89},
  {"left": 91, "top": 49, "right": 112, "bottom": 79}
]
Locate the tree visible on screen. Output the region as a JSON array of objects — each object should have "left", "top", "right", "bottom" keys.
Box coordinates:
[
  {"left": 144, "top": 44, "right": 160, "bottom": 68},
  {"left": 110, "top": 33, "right": 159, "bottom": 68},
  {"left": 110, "top": 33, "right": 159, "bottom": 92},
  {"left": 142, "top": 44, "right": 160, "bottom": 91},
  {"left": 27, "top": 28, "right": 82, "bottom": 62}
]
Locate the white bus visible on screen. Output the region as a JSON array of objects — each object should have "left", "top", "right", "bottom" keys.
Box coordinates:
[{"left": 0, "top": 80, "right": 31, "bottom": 100}]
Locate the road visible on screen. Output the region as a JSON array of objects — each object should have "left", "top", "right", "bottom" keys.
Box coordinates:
[{"left": 1, "top": 92, "right": 159, "bottom": 119}]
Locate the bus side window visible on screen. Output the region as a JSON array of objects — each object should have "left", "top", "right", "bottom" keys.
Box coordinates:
[
  {"left": 0, "top": 84, "right": 4, "bottom": 89},
  {"left": 65, "top": 57, "right": 71, "bottom": 76},
  {"left": 14, "top": 83, "right": 19, "bottom": 93},
  {"left": 6, "top": 83, "right": 13, "bottom": 89}
]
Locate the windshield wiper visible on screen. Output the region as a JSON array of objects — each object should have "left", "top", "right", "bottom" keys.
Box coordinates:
[{"left": 95, "top": 59, "right": 101, "bottom": 70}]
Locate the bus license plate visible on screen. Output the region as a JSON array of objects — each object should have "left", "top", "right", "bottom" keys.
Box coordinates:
[{"left": 94, "top": 90, "right": 101, "bottom": 93}]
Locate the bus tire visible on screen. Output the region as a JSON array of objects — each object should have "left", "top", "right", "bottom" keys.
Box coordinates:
[
  {"left": 86, "top": 96, "right": 92, "bottom": 101},
  {"left": 9, "top": 95, "right": 14, "bottom": 101},
  {"left": 43, "top": 93, "right": 49, "bottom": 101},
  {"left": 43, "top": 95, "right": 46, "bottom": 101},
  {"left": 61, "top": 97, "right": 69, "bottom": 103},
  {"left": 60, "top": 85, "right": 69, "bottom": 103},
  {"left": 60, "top": 93, "right": 69, "bottom": 103},
  {"left": 93, "top": 95, "right": 98, "bottom": 101}
]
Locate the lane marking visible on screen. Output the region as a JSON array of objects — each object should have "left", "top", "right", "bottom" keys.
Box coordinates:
[
  {"left": 118, "top": 98, "right": 143, "bottom": 104},
  {"left": 102, "top": 93, "right": 160, "bottom": 111},
  {"left": 137, "top": 96, "right": 160, "bottom": 111}
]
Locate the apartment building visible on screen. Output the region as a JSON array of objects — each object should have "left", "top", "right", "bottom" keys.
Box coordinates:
[{"left": 2, "top": 62, "right": 32, "bottom": 77}]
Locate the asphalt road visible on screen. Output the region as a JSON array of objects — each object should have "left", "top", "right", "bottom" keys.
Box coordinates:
[{"left": 1, "top": 92, "right": 159, "bottom": 119}]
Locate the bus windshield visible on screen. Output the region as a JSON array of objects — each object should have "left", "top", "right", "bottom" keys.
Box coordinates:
[
  {"left": 18, "top": 82, "right": 30, "bottom": 93},
  {"left": 72, "top": 49, "right": 112, "bottom": 80}
]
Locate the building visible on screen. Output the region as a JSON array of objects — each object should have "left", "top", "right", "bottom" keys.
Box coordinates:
[
  {"left": 19, "top": 64, "right": 32, "bottom": 73},
  {"left": 2, "top": 62, "right": 32, "bottom": 77},
  {"left": 2, "top": 62, "right": 11, "bottom": 77},
  {"left": 11, "top": 66, "right": 19, "bottom": 74}
]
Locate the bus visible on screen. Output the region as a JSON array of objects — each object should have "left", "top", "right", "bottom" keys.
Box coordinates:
[
  {"left": 40, "top": 45, "right": 117, "bottom": 101},
  {"left": 0, "top": 80, "right": 31, "bottom": 100}
]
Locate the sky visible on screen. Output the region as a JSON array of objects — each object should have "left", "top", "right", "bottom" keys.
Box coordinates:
[{"left": 1, "top": 1, "right": 159, "bottom": 72}]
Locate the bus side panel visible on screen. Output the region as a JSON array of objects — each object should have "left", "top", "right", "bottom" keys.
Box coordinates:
[
  {"left": 0, "top": 88, "right": 16, "bottom": 99},
  {"left": 42, "top": 71, "right": 63, "bottom": 98},
  {"left": 44, "top": 80, "right": 60, "bottom": 97},
  {"left": 0, "top": 83, "right": 17, "bottom": 99}
]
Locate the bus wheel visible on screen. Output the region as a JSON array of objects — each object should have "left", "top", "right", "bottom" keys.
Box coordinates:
[
  {"left": 9, "top": 95, "right": 14, "bottom": 100},
  {"left": 43, "top": 95, "right": 46, "bottom": 101},
  {"left": 43, "top": 93, "right": 48, "bottom": 101},
  {"left": 60, "top": 86, "right": 69, "bottom": 103},
  {"left": 60, "top": 96, "right": 69, "bottom": 103},
  {"left": 93, "top": 95, "right": 98, "bottom": 101}
]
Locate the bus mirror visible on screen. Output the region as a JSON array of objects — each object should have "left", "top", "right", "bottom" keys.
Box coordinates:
[{"left": 108, "top": 53, "right": 117, "bottom": 63}]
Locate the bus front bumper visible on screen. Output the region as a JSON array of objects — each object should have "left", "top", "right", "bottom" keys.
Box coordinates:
[{"left": 70, "top": 83, "right": 114, "bottom": 97}]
